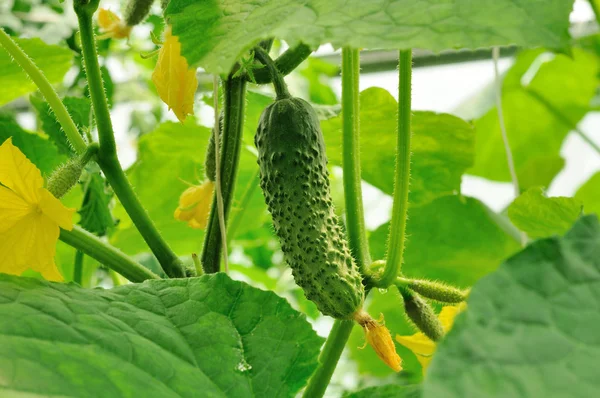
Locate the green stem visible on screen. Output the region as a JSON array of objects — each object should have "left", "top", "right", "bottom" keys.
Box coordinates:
[
  {"left": 341, "top": 48, "right": 371, "bottom": 275},
  {"left": 254, "top": 46, "right": 290, "bottom": 99},
  {"left": 226, "top": 166, "right": 261, "bottom": 245},
  {"left": 377, "top": 50, "right": 413, "bottom": 288},
  {"left": 526, "top": 89, "right": 600, "bottom": 156},
  {"left": 201, "top": 75, "right": 247, "bottom": 274},
  {"left": 253, "top": 43, "right": 312, "bottom": 84},
  {"left": 302, "top": 320, "right": 354, "bottom": 398},
  {"left": 60, "top": 226, "right": 160, "bottom": 282},
  {"left": 74, "top": 1, "right": 184, "bottom": 278},
  {"left": 73, "top": 250, "right": 84, "bottom": 285},
  {"left": 0, "top": 29, "right": 87, "bottom": 154}
]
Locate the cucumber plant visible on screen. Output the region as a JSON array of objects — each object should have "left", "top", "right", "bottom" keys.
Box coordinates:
[{"left": 0, "top": 0, "right": 599, "bottom": 397}]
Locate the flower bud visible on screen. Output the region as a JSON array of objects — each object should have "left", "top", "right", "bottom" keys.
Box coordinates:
[{"left": 354, "top": 310, "right": 402, "bottom": 372}]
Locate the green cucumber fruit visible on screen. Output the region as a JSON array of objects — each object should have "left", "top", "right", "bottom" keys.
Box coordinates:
[{"left": 255, "top": 96, "right": 364, "bottom": 319}]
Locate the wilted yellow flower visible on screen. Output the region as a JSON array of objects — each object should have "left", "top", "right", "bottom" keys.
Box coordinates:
[
  {"left": 355, "top": 311, "right": 402, "bottom": 372},
  {"left": 152, "top": 26, "right": 198, "bottom": 122},
  {"left": 0, "top": 138, "right": 75, "bottom": 281},
  {"left": 174, "top": 180, "right": 214, "bottom": 229},
  {"left": 396, "top": 303, "right": 466, "bottom": 373},
  {"left": 97, "top": 9, "right": 132, "bottom": 40}
]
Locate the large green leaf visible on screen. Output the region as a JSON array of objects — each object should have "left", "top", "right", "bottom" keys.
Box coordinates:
[
  {"left": 111, "top": 118, "right": 210, "bottom": 255},
  {"left": 0, "top": 273, "right": 323, "bottom": 397},
  {"left": 322, "top": 88, "right": 475, "bottom": 206},
  {"left": 0, "top": 112, "right": 64, "bottom": 175},
  {"left": 468, "top": 48, "right": 599, "bottom": 187},
  {"left": 423, "top": 215, "right": 600, "bottom": 398},
  {"left": 508, "top": 187, "right": 583, "bottom": 239},
  {"left": 165, "top": 0, "right": 574, "bottom": 73},
  {"left": 575, "top": 172, "right": 600, "bottom": 216},
  {"left": 370, "top": 195, "right": 521, "bottom": 288},
  {"left": 0, "top": 37, "right": 73, "bottom": 106}
]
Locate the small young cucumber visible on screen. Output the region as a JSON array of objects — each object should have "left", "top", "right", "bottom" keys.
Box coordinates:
[{"left": 255, "top": 96, "right": 364, "bottom": 319}]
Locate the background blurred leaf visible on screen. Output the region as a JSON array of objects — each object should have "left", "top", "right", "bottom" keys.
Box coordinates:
[
  {"left": 370, "top": 195, "right": 521, "bottom": 288},
  {"left": 0, "top": 273, "right": 324, "bottom": 397},
  {"left": 31, "top": 95, "right": 90, "bottom": 156},
  {"left": 0, "top": 37, "right": 73, "bottom": 106},
  {"left": 424, "top": 215, "right": 600, "bottom": 398},
  {"left": 322, "top": 88, "right": 475, "bottom": 206},
  {"left": 166, "top": 0, "right": 574, "bottom": 73},
  {"left": 344, "top": 384, "right": 421, "bottom": 398},
  {"left": 575, "top": 172, "right": 600, "bottom": 216},
  {"left": 508, "top": 187, "right": 583, "bottom": 239},
  {"left": 468, "top": 48, "right": 599, "bottom": 188},
  {"left": 78, "top": 173, "right": 115, "bottom": 237}
]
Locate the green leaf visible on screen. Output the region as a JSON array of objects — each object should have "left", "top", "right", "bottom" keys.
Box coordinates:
[
  {"left": 575, "top": 172, "right": 600, "bottom": 216},
  {"left": 322, "top": 88, "right": 475, "bottom": 206},
  {"left": 165, "top": 0, "right": 574, "bottom": 73},
  {"left": 468, "top": 48, "right": 599, "bottom": 187},
  {"left": 111, "top": 118, "right": 210, "bottom": 255},
  {"left": 0, "top": 37, "right": 73, "bottom": 106},
  {"left": 508, "top": 187, "right": 583, "bottom": 239},
  {"left": 423, "top": 215, "right": 600, "bottom": 398},
  {"left": 0, "top": 112, "right": 64, "bottom": 175},
  {"left": 298, "top": 57, "right": 339, "bottom": 105},
  {"left": 79, "top": 173, "right": 115, "bottom": 237},
  {"left": 31, "top": 95, "right": 91, "bottom": 156},
  {"left": 344, "top": 384, "right": 421, "bottom": 398},
  {"left": 0, "top": 273, "right": 324, "bottom": 397},
  {"left": 370, "top": 195, "right": 521, "bottom": 287}
]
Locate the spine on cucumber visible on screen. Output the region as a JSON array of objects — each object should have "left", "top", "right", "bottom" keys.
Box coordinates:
[{"left": 255, "top": 95, "right": 364, "bottom": 319}]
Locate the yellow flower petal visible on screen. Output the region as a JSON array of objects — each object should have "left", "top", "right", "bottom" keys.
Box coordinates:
[
  {"left": 152, "top": 26, "right": 198, "bottom": 122},
  {"left": 0, "top": 211, "right": 63, "bottom": 281},
  {"left": 355, "top": 311, "right": 402, "bottom": 372},
  {"left": 97, "top": 9, "right": 131, "bottom": 39},
  {"left": 0, "top": 185, "right": 31, "bottom": 233},
  {"left": 0, "top": 138, "right": 43, "bottom": 204},
  {"left": 39, "top": 188, "right": 75, "bottom": 231},
  {"left": 174, "top": 180, "right": 214, "bottom": 229}
]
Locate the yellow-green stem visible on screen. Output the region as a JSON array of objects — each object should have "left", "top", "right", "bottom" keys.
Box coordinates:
[{"left": 0, "top": 29, "right": 87, "bottom": 154}]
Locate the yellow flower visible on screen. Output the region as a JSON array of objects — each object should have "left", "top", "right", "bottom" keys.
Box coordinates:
[
  {"left": 174, "top": 180, "right": 214, "bottom": 229},
  {"left": 0, "top": 138, "right": 75, "bottom": 281},
  {"left": 152, "top": 26, "right": 198, "bottom": 122},
  {"left": 97, "top": 9, "right": 132, "bottom": 40},
  {"left": 355, "top": 311, "right": 402, "bottom": 372},
  {"left": 396, "top": 303, "right": 466, "bottom": 373}
]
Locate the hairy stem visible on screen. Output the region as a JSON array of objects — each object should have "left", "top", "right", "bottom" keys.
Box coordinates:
[
  {"left": 302, "top": 320, "right": 354, "bottom": 398},
  {"left": 60, "top": 226, "right": 160, "bottom": 282},
  {"left": 201, "top": 75, "right": 246, "bottom": 274},
  {"left": 0, "top": 29, "right": 87, "bottom": 154},
  {"left": 254, "top": 46, "right": 290, "bottom": 99},
  {"left": 341, "top": 48, "right": 371, "bottom": 275},
  {"left": 73, "top": 250, "right": 84, "bottom": 285},
  {"left": 74, "top": 2, "right": 184, "bottom": 278},
  {"left": 377, "top": 50, "right": 413, "bottom": 287},
  {"left": 253, "top": 43, "right": 313, "bottom": 84}
]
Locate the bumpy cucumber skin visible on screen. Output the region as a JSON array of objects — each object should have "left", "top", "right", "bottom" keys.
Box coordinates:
[{"left": 255, "top": 97, "right": 364, "bottom": 319}]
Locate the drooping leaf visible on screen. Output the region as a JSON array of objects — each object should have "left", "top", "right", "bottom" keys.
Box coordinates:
[
  {"left": 370, "top": 195, "right": 521, "bottom": 288},
  {"left": 31, "top": 95, "right": 90, "bottom": 156},
  {"left": 0, "top": 37, "right": 73, "bottom": 106},
  {"left": 423, "top": 215, "right": 600, "bottom": 398},
  {"left": 468, "top": 48, "right": 599, "bottom": 187},
  {"left": 322, "top": 88, "right": 475, "bottom": 206},
  {"left": 78, "top": 173, "right": 114, "bottom": 236},
  {"left": 508, "top": 187, "right": 583, "bottom": 239},
  {"left": 575, "top": 172, "right": 600, "bottom": 216},
  {"left": 165, "top": 0, "right": 574, "bottom": 74},
  {"left": 0, "top": 112, "right": 64, "bottom": 175},
  {"left": 0, "top": 272, "right": 324, "bottom": 397}
]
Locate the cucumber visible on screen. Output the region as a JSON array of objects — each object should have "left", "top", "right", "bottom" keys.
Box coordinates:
[{"left": 255, "top": 96, "right": 364, "bottom": 319}]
